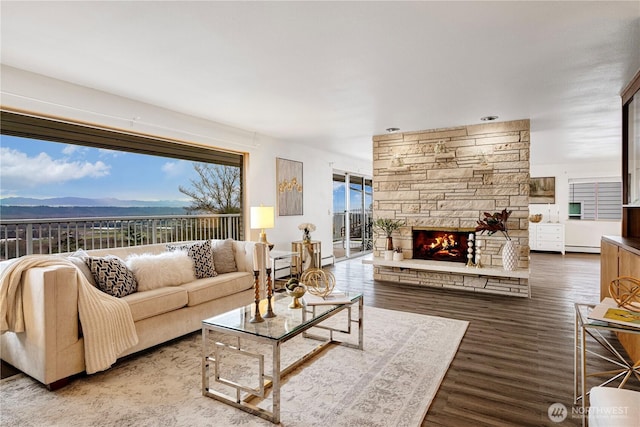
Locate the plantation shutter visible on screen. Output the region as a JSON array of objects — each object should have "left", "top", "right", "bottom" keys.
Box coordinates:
[{"left": 569, "top": 181, "right": 622, "bottom": 220}]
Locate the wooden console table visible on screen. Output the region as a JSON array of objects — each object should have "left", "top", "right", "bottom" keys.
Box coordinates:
[{"left": 600, "top": 235, "right": 640, "bottom": 363}]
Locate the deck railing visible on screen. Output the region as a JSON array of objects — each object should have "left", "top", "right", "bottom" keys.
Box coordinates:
[{"left": 0, "top": 214, "right": 242, "bottom": 260}]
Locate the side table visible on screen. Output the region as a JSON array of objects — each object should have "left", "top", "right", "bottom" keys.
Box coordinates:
[
  {"left": 269, "top": 250, "right": 299, "bottom": 289},
  {"left": 291, "top": 240, "right": 321, "bottom": 275},
  {"left": 574, "top": 302, "right": 640, "bottom": 425}
]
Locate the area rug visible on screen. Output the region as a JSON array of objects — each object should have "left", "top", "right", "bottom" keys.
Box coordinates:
[{"left": 0, "top": 306, "right": 467, "bottom": 426}]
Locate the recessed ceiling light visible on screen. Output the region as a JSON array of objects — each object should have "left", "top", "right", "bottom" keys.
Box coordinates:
[
  {"left": 480, "top": 116, "right": 499, "bottom": 121},
  {"left": 386, "top": 127, "right": 400, "bottom": 132}
]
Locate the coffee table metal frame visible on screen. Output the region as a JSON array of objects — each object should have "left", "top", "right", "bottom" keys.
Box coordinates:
[{"left": 201, "top": 292, "right": 363, "bottom": 424}]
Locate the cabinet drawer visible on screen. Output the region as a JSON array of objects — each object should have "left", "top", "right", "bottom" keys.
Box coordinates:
[
  {"left": 537, "top": 241, "right": 563, "bottom": 251},
  {"left": 537, "top": 234, "right": 562, "bottom": 242},
  {"left": 537, "top": 225, "right": 562, "bottom": 233}
]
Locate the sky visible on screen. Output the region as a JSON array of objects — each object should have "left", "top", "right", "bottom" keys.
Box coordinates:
[
  {"left": 332, "top": 180, "right": 372, "bottom": 213},
  {"left": 0, "top": 135, "right": 200, "bottom": 201}
]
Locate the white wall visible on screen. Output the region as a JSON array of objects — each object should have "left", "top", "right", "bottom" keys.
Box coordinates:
[
  {"left": 1, "top": 65, "right": 372, "bottom": 261},
  {"left": 530, "top": 161, "right": 621, "bottom": 252},
  {"left": 249, "top": 134, "right": 371, "bottom": 260}
]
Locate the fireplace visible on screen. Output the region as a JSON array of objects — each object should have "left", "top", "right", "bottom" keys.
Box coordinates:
[{"left": 412, "top": 229, "right": 474, "bottom": 264}]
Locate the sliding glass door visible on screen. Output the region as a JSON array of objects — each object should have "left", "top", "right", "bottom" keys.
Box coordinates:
[{"left": 332, "top": 172, "right": 373, "bottom": 259}]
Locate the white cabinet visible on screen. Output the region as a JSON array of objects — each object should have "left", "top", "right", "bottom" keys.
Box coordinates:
[{"left": 529, "top": 223, "right": 565, "bottom": 254}]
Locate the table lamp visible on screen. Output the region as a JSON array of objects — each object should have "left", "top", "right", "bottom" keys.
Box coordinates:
[{"left": 250, "top": 205, "right": 275, "bottom": 250}]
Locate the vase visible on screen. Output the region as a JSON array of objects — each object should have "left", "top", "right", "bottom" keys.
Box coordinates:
[
  {"left": 384, "top": 250, "right": 394, "bottom": 261},
  {"left": 385, "top": 236, "right": 394, "bottom": 251},
  {"left": 393, "top": 252, "right": 403, "bottom": 261},
  {"left": 302, "top": 229, "right": 311, "bottom": 242},
  {"left": 501, "top": 240, "right": 518, "bottom": 271}
]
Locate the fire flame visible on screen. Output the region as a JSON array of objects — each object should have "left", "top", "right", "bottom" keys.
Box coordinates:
[{"left": 428, "top": 234, "right": 458, "bottom": 255}]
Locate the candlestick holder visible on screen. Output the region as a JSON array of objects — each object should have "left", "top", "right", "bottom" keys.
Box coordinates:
[
  {"left": 249, "top": 270, "right": 264, "bottom": 323},
  {"left": 263, "top": 267, "right": 276, "bottom": 318},
  {"left": 466, "top": 234, "right": 475, "bottom": 267},
  {"left": 475, "top": 248, "right": 483, "bottom": 269},
  {"left": 466, "top": 246, "right": 475, "bottom": 267}
]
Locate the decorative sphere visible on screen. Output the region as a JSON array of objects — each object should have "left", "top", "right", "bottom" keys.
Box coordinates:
[{"left": 300, "top": 269, "right": 336, "bottom": 298}]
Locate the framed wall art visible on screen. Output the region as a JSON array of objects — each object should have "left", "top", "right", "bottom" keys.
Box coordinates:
[
  {"left": 529, "top": 177, "right": 556, "bottom": 204},
  {"left": 276, "top": 158, "right": 303, "bottom": 216}
]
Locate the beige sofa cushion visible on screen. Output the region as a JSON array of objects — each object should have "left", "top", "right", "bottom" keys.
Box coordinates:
[
  {"left": 123, "top": 287, "right": 188, "bottom": 322},
  {"left": 125, "top": 251, "right": 196, "bottom": 291},
  {"left": 179, "top": 272, "right": 253, "bottom": 307},
  {"left": 211, "top": 239, "right": 237, "bottom": 274}
]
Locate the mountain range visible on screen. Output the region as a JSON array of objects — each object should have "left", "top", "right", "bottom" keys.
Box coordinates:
[
  {"left": 0, "top": 197, "right": 191, "bottom": 219},
  {"left": 0, "top": 197, "right": 189, "bottom": 208}
]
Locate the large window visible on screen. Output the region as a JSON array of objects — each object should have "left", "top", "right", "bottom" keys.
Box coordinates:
[
  {"left": 568, "top": 180, "right": 622, "bottom": 220},
  {"left": 0, "top": 110, "right": 245, "bottom": 227},
  {"left": 0, "top": 111, "right": 247, "bottom": 258}
]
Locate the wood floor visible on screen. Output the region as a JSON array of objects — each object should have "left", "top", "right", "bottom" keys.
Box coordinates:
[
  {"left": 3, "top": 252, "right": 638, "bottom": 426},
  {"left": 327, "top": 252, "right": 640, "bottom": 427}
]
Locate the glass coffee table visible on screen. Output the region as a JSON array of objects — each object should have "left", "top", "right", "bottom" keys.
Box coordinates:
[{"left": 201, "top": 291, "right": 363, "bottom": 424}]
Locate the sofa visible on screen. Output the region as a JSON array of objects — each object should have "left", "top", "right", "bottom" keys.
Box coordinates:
[{"left": 0, "top": 239, "right": 264, "bottom": 389}]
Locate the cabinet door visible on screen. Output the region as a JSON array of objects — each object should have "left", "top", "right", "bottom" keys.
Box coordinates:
[
  {"left": 618, "top": 248, "right": 640, "bottom": 363},
  {"left": 600, "top": 240, "right": 619, "bottom": 300},
  {"left": 619, "top": 248, "right": 640, "bottom": 278}
]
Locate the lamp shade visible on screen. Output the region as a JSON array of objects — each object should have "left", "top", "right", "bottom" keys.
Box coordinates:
[{"left": 250, "top": 206, "right": 275, "bottom": 229}]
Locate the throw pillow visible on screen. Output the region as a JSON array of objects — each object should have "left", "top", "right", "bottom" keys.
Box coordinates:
[
  {"left": 167, "top": 240, "right": 217, "bottom": 279},
  {"left": 85, "top": 256, "right": 138, "bottom": 298},
  {"left": 212, "top": 239, "right": 237, "bottom": 274},
  {"left": 126, "top": 251, "right": 196, "bottom": 291}
]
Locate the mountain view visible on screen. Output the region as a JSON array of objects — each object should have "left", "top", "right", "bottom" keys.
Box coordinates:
[
  {"left": 1, "top": 197, "right": 189, "bottom": 208},
  {"left": 0, "top": 197, "right": 190, "bottom": 219}
]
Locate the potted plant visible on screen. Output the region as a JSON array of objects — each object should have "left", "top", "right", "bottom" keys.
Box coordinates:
[
  {"left": 475, "top": 209, "right": 517, "bottom": 270},
  {"left": 373, "top": 218, "right": 405, "bottom": 252},
  {"left": 393, "top": 247, "right": 404, "bottom": 261}
]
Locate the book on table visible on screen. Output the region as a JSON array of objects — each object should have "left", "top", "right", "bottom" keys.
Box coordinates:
[
  {"left": 588, "top": 297, "right": 640, "bottom": 330},
  {"left": 304, "top": 290, "right": 353, "bottom": 306}
]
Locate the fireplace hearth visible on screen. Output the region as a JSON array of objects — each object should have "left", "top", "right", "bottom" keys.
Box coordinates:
[{"left": 412, "top": 229, "right": 474, "bottom": 264}]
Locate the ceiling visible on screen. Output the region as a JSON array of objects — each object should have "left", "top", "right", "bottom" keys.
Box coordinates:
[{"left": 1, "top": 1, "right": 639, "bottom": 166}]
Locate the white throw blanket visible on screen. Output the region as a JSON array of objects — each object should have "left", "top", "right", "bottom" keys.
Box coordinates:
[{"left": 0, "top": 256, "right": 138, "bottom": 374}]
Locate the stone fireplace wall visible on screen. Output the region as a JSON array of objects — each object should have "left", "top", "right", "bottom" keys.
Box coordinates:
[{"left": 372, "top": 119, "right": 530, "bottom": 296}]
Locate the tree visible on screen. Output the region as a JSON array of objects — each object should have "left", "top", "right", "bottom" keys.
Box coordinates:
[{"left": 179, "top": 163, "right": 241, "bottom": 214}]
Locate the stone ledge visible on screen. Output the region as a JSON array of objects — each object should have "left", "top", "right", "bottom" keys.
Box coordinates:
[{"left": 363, "top": 257, "right": 530, "bottom": 280}]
